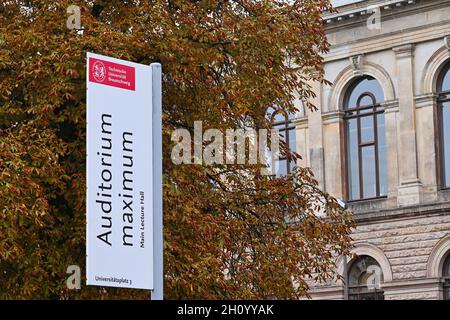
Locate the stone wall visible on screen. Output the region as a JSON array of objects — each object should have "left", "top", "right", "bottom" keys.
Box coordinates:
[{"left": 308, "top": 203, "right": 450, "bottom": 300}]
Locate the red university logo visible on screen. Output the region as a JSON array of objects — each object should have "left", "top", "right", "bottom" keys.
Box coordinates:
[
  {"left": 92, "top": 61, "right": 106, "bottom": 82},
  {"left": 89, "top": 57, "right": 135, "bottom": 91}
]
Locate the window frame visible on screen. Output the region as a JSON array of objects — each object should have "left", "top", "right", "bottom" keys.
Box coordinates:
[
  {"left": 347, "top": 255, "right": 385, "bottom": 300},
  {"left": 443, "top": 253, "right": 450, "bottom": 300},
  {"left": 436, "top": 61, "right": 450, "bottom": 189},
  {"left": 343, "top": 76, "right": 387, "bottom": 201},
  {"left": 270, "top": 109, "right": 296, "bottom": 176}
]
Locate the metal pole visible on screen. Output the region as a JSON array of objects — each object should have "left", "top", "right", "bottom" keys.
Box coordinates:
[{"left": 150, "top": 63, "right": 163, "bottom": 300}]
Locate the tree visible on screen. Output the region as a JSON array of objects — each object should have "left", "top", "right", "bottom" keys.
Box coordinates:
[{"left": 0, "top": 0, "right": 353, "bottom": 299}]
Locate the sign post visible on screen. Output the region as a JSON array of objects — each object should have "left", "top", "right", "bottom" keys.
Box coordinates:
[
  {"left": 86, "top": 53, "right": 162, "bottom": 296},
  {"left": 150, "top": 63, "right": 163, "bottom": 300}
]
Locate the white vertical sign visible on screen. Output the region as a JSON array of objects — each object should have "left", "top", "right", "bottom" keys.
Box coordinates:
[{"left": 86, "top": 52, "right": 155, "bottom": 290}]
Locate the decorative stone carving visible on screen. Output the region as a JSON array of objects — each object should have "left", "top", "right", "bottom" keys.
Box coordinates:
[
  {"left": 444, "top": 36, "right": 450, "bottom": 51},
  {"left": 350, "top": 54, "right": 363, "bottom": 76}
]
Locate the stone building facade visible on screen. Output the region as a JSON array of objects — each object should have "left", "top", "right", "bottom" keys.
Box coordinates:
[{"left": 292, "top": 0, "right": 450, "bottom": 299}]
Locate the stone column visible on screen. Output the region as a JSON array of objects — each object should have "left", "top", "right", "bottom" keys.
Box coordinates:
[
  {"left": 322, "top": 110, "right": 345, "bottom": 199},
  {"left": 307, "top": 81, "right": 325, "bottom": 190},
  {"left": 393, "top": 44, "right": 422, "bottom": 206},
  {"left": 415, "top": 94, "right": 439, "bottom": 203},
  {"left": 293, "top": 117, "right": 308, "bottom": 169},
  {"left": 382, "top": 100, "right": 399, "bottom": 207}
]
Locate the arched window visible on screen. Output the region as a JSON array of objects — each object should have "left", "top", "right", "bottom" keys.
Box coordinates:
[
  {"left": 344, "top": 76, "right": 387, "bottom": 201},
  {"left": 443, "top": 253, "right": 450, "bottom": 300},
  {"left": 348, "top": 255, "right": 385, "bottom": 300},
  {"left": 267, "top": 108, "right": 296, "bottom": 177},
  {"left": 437, "top": 62, "right": 450, "bottom": 187}
]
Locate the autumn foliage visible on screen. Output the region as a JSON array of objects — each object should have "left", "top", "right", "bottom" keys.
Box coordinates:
[{"left": 0, "top": 0, "right": 353, "bottom": 299}]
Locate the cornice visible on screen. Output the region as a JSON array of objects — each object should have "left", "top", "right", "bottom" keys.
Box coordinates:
[
  {"left": 291, "top": 116, "right": 309, "bottom": 129},
  {"left": 324, "top": 22, "right": 450, "bottom": 62},
  {"left": 324, "top": 0, "right": 418, "bottom": 26},
  {"left": 351, "top": 200, "right": 450, "bottom": 224},
  {"left": 415, "top": 93, "right": 438, "bottom": 108},
  {"left": 322, "top": 110, "right": 345, "bottom": 124}
]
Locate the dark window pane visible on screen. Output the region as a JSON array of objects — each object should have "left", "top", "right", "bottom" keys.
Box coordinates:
[
  {"left": 276, "top": 159, "right": 288, "bottom": 177},
  {"left": 360, "top": 116, "right": 374, "bottom": 144},
  {"left": 289, "top": 158, "right": 296, "bottom": 173},
  {"left": 264, "top": 149, "right": 272, "bottom": 170},
  {"left": 441, "top": 68, "right": 450, "bottom": 92},
  {"left": 362, "top": 145, "right": 376, "bottom": 198},
  {"left": 288, "top": 128, "right": 296, "bottom": 173},
  {"left": 347, "top": 119, "right": 359, "bottom": 200},
  {"left": 288, "top": 128, "right": 296, "bottom": 152},
  {"left": 273, "top": 112, "right": 288, "bottom": 122},
  {"left": 347, "top": 77, "right": 384, "bottom": 108},
  {"left": 359, "top": 95, "right": 375, "bottom": 107},
  {"left": 348, "top": 255, "right": 385, "bottom": 300},
  {"left": 345, "top": 76, "right": 385, "bottom": 201},
  {"left": 444, "top": 254, "right": 450, "bottom": 277},
  {"left": 278, "top": 128, "right": 287, "bottom": 144},
  {"left": 443, "top": 103, "right": 450, "bottom": 187},
  {"left": 268, "top": 109, "right": 294, "bottom": 123},
  {"left": 377, "top": 114, "right": 387, "bottom": 196},
  {"left": 274, "top": 122, "right": 284, "bottom": 131},
  {"left": 348, "top": 256, "right": 384, "bottom": 286}
]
